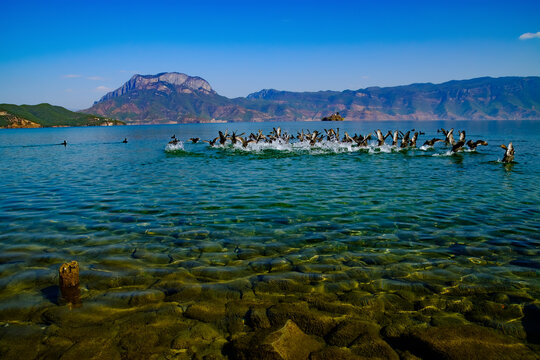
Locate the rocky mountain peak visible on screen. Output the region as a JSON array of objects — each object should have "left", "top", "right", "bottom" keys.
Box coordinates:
[{"left": 96, "top": 72, "right": 215, "bottom": 103}]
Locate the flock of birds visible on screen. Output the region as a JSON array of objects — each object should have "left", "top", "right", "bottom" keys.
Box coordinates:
[{"left": 168, "top": 126, "right": 515, "bottom": 163}]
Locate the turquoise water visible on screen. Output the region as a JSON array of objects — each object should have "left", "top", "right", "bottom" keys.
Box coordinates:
[{"left": 0, "top": 121, "right": 539, "bottom": 359}]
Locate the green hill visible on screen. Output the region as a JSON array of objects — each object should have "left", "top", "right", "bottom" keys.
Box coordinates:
[{"left": 0, "top": 103, "right": 125, "bottom": 128}]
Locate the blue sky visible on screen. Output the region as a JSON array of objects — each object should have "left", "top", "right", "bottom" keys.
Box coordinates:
[{"left": 1, "top": 0, "right": 539, "bottom": 110}]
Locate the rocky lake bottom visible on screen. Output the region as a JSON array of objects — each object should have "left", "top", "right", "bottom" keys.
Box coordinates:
[{"left": 0, "top": 121, "right": 539, "bottom": 359}]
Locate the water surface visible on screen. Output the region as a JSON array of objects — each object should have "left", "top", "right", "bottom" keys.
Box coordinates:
[{"left": 0, "top": 121, "right": 539, "bottom": 359}]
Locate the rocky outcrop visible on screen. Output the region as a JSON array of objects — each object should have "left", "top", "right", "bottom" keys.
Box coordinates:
[
  {"left": 96, "top": 72, "right": 215, "bottom": 103},
  {"left": 0, "top": 112, "right": 41, "bottom": 128}
]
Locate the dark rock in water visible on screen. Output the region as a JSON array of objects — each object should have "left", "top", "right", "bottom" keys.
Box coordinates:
[
  {"left": 61, "top": 339, "right": 122, "bottom": 360},
  {"left": 228, "top": 320, "right": 323, "bottom": 360},
  {"left": 309, "top": 346, "right": 364, "bottom": 360},
  {"left": 184, "top": 302, "right": 226, "bottom": 323},
  {"left": 267, "top": 302, "right": 337, "bottom": 337},
  {"left": 325, "top": 319, "right": 380, "bottom": 347},
  {"left": 522, "top": 303, "right": 540, "bottom": 344},
  {"left": 405, "top": 325, "right": 537, "bottom": 359},
  {"left": 466, "top": 300, "right": 523, "bottom": 323},
  {"left": 350, "top": 337, "right": 399, "bottom": 360},
  {"left": 246, "top": 307, "right": 271, "bottom": 329}
]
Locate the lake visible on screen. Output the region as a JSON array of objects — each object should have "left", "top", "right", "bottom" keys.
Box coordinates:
[{"left": 0, "top": 120, "right": 539, "bottom": 359}]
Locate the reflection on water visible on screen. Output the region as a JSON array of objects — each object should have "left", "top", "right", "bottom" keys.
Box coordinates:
[{"left": 0, "top": 121, "right": 539, "bottom": 359}]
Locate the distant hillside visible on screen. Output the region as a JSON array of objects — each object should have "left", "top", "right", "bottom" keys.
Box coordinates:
[
  {"left": 243, "top": 77, "right": 540, "bottom": 121},
  {"left": 85, "top": 73, "right": 540, "bottom": 124},
  {"left": 0, "top": 103, "right": 124, "bottom": 128}
]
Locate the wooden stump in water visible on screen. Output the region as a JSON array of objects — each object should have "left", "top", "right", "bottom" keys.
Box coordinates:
[
  {"left": 59, "top": 261, "right": 79, "bottom": 287},
  {"left": 59, "top": 261, "right": 81, "bottom": 305}
]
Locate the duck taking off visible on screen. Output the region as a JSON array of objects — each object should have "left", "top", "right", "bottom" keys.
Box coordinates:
[
  {"left": 440, "top": 128, "right": 455, "bottom": 145},
  {"left": 451, "top": 131, "right": 466, "bottom": 153},
  {"left": 375, "top": 129, "right": 388, "bottom": 146},
  {"left": 189, "top": 137, "right": 200, "bottom": 143},
  {"left": 501, "top": 142, "right": 515, "bottom": 163},
  {"left": 466, "top": 139, "right": 488, "bottom": 150},
  {"left": 422, "top": 138, "right": 443, "bottom": 147},
  {"left": 410, "top": 132, "right": 419, "bottom": 147}
]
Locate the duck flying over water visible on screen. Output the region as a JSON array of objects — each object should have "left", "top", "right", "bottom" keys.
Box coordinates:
[
  {"left": 422, "top": 138, "right": 443, "bottom": 147},
  {"left": 466, "top": 139, "right": 488, "bottom": 150},
  {"left": 501, "top": 142, "right": 515, "bottom": 163},
  {"left": 189, "top": 137, "right": 200, "bottom": 143},
  {"left": 203, "top": 137, "right": 218, "bottom": 146}
]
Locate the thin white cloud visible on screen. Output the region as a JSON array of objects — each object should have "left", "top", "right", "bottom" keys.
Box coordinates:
[
  {"left": 519, "top": 32, "right": 540, "bottom": 40},
  {"left": 87, "top": 76, "right": 104, "bottom": 81},
  {"left": 63, "top": 74, "right": 81, "bottom": 78},
  {"left": 95, "top": 86, "right": 111, "bottom": 92},
  {"left": 65, "top": 88, "right": 73, "bottom": 93}
]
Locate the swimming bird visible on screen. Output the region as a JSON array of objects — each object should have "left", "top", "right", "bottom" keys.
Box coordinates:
[
  {"left": 189, "top": 137, "right": 200, "bottom": 143},
  {"left": 122, "top": 138, "right": 128, "bottom": 143},
  {"left": 61, "top": 140, "right": 67, "bottom": 146},
  {"left": 466, "top": 139, "right": 488, "bottom": 150},
  {"left": 422, "top": 138, "right": 443, "bottom": 147},
  {"left": 501, "top": 142, "right": 515, "bottom": 163}
]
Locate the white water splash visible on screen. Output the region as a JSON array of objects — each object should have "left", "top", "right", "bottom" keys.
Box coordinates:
[
  {"left": 165, "top": 141, "right": 185, "bottom": 152},
  {"left": 432, "top": 150, "right": 453, "bottom": 157}
]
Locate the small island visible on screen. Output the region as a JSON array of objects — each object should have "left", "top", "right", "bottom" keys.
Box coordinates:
[
  {"left": 321, "top": 112, "right": 344, "bottom": 121},
  {"left": 0, "top": 103, "right": 124, "bottom": 128}
]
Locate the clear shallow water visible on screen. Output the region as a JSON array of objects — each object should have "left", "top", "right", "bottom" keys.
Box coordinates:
[{"left": 0, "top": 121, "right": 539, "bottom": 359}]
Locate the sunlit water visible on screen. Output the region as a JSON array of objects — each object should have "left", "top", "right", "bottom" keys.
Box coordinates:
[{"left": 0, "top": 121, "right": 539, "bottom": 359}]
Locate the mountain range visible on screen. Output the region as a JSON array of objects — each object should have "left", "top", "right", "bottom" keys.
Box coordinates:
[{"left": 85, "top": 73, "right": 540, "bottom": 124}]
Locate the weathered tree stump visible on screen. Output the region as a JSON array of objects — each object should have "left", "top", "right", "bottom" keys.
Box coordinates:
[
  {"left": 59, "top": 261, "right": 79, "bottom": 287},
  {"left": 59, "top": 261, "right": 81, "bottom": 305}
]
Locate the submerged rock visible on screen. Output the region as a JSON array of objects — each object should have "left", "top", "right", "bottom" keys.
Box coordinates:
[
  {"left": 228, "top": 320, "right": 323, "bottom": 360},
  {"left": 267, "top": 302, "right": 337, "bottom": 337},
  {"left": 184, "top": 302, "right": 226, "bottom": 323},
  {"left": 406, "top": 324, "right": 537, "bottom": 359},
  {"left": 325, "top": 319, "right": 379, "bottom": 347}
]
